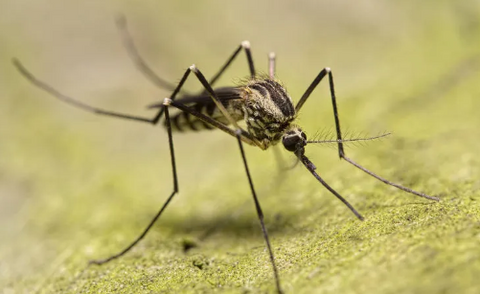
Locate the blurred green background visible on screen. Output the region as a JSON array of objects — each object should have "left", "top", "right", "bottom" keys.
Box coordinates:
[{"left": 1, "top": 1, "right": 480, "bottom": 293}]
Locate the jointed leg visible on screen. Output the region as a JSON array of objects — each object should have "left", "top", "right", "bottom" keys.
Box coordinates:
[
  {"left": 236, "top": 130, "right": 283, "bottom": 294},
  {"left": 116, "top": 16, "right": 182, "bottom": 93},
  {"left": 208, "top": 40, "right": 256, "bottom": 86},
  {"left": 13, "top": 59, "right": 191, "bottom": 126},
  {"left": 297, "top": 68, "right": 439, "bottom": 201},
  {"left": 86, "top": 65, "right": 221, "bottom": 264},
  {"left": 118, "top": 16, "right": 256, "bottom": 94},
  {"left": 88, "top": 92, "right": 255, "bottom": 265},
  {"left": 118, "top": 16, "right": 258, "bottom": 97},
  {"left": 13, "top": 59, "right": 153, "bottom": 123},
  {"left": 88, "top": 95, "right": 255, "bottom": 265},
  {"left": 90, "top": 103, "right": 179, "bottom": 264}
]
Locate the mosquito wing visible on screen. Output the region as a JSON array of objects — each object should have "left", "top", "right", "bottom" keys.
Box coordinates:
[{"left": 148, "top": 87, "right": 245, "bottom": 132}]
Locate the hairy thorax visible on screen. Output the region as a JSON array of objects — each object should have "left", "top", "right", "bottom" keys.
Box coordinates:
[{"left": 240, "top": 78, "right": 297, "bottom": 149}]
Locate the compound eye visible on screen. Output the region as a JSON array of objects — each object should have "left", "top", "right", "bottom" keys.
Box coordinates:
[{"left": 282, "top": 134, "right": 300, "bottom": 152}]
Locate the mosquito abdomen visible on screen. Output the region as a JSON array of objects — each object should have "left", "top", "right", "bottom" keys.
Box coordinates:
[{"left": 168, "top": 100, "right": 244, "bottom": 132}]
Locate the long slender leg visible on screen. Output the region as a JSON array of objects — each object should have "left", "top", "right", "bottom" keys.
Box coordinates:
[
  {"left": 90, "top": 94, "right": 261, "bottom": 264},
  {"left": 208, "top": 40, "right": 256, "bottom": 86},
  {"left": 296, "top": 68, "right": 439, "bottom": 201},
  {"left": 116, "top": 15, "right": 187, "bottom": 93},
  {"left": 86, "top": 66, "right": 202, "bottom": 264},
  {"left": 12, "top": 58, "right": 187, "bottom": 125},
  {"left": 300, "top": 155, "right": 364, "bottom": 220},
  {"left": 117, "top": 16, "right": 256, "bottom": 94},
  {"left": 235, "top": 130, "right": 283, "bottom": 294},
  {"left": 11, "top": 60, "right": 206, "bottom": 126},
  {"left": 90, "top": 102, "right": 179, "bottom": 264},
  {"left": 88, "top": 63, "right": 261, "bottom": 264},
  {"left": 118, "top": 16, "right": 257, "bottom": 96},
  {"left": 90, "top": 97, "right": 259, "bottom": 265}
]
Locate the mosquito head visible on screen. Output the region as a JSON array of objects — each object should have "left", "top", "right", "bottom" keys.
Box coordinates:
[{"left": 282, "top": 126, "right": 307, "bottom": 155}]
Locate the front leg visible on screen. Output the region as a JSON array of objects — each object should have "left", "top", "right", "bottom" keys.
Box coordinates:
[{"left": 298, "top": 67, "right": 439, "bottom": 201}]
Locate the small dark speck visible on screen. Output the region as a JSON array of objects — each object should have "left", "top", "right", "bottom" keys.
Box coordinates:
[{"left": 182, "top": 239, "right": 199, "bottom": 253}]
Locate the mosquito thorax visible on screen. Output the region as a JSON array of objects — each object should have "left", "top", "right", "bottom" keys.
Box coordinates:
[
  {"left": 282, "top": 127, "right": 307, "bottom": 154},
  {"left": 241, "top": 78, "right": 296, "bottom": 149}
]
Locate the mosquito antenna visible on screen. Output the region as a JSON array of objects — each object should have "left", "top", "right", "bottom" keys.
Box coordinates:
[
  {"left": 307, "top": 132, "right": 391, "bottom": 144},
  {"left": 115, "top": 15, "right": 186, "bottom": 93},
  {"left": 299, "top": 154, "right": 364, "bottom": 221}
]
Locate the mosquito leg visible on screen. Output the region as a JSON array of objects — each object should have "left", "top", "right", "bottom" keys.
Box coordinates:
[
  {"left": 300, "top": 154, "right": 364, "bottom": 220},
  {"left": 115, "top": 15, "right": 189, "bottom": 94},
  {"left": 12, "top": 59, "right": 153, "bottom": 123},
  {"left": 90, "top": 100, "right": 179, "bottom": 265},
  {"left": 208, "top": 40, "right": 256, "bottom": 87},
  {"left": 15, "top": 56, "right": 254, "bottom": 264},
  {"left": 235, "top": 130, "right": 283, "bottom": 294},
  {"left": 297, "top": 68, "right": 439, "bottom": 201},
  {"left": 120, "top": 17, "right": 258, "bottom": 91},
  {"left": 12, "top": 58, "right": 190, "bottom": 126}
]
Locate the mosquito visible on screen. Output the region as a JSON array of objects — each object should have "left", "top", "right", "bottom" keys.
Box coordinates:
[{"left": 13, "top": 17, "right": 439, "bottom": 294}]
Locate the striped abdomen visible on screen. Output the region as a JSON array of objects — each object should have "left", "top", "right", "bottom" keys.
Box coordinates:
[{"left": 166, "top": 87, "right": 244, "bottom": 132}]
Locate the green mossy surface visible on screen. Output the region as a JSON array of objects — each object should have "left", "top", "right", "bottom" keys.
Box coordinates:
[{"left": 1, "top": 1, "right": 480, "bottom": 293}]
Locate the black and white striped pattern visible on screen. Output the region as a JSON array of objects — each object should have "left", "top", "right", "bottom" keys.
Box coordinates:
[
  {"left": 242, "top": 79, "right": 296, "bottom": 146},
  {"left": 164, "top": 88, "right": 244, "bottom": 132}
]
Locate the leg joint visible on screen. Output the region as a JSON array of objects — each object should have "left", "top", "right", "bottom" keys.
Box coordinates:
[
  {"left": 241, "top": 40, "right": 251, "bottom": 49},
  {"left": 189, "top": 64, "right": 198, "bottom": 73}
]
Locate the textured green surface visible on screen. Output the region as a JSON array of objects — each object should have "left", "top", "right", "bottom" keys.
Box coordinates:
[{"left": 1, "top": 1, "right": 480, "bottom": 293}]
